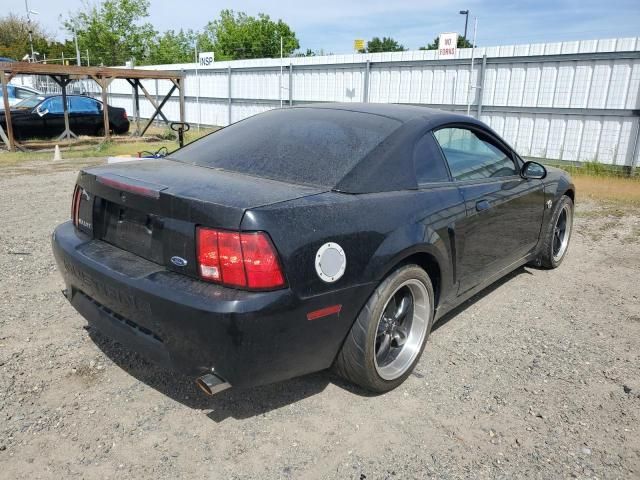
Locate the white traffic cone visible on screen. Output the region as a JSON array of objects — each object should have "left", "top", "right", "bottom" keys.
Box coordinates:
[{"left": 53, "top": 144, "right": 62, "bottom": 161}]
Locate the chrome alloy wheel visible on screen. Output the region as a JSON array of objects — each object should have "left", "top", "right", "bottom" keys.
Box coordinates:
[
  {"left": 552, "top": 203, "right": 572, "bottom": 262},
  {"left": 373, "top": 279, "right": 430, "bottom": 380}
]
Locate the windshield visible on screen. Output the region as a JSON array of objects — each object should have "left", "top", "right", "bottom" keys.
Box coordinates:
[
  {"left": 169, "top": 108, "right": 401, "bottom": 187},
  {"left": 14, "top": 96, "right": 46, "bottom": 109}
]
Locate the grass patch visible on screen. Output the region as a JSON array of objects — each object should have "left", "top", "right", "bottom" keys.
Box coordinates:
[
  {"left": 0, "top": 125, "right": 218, "bottom": 166},
  {"left": 573, "top": 174, "right": 640, "bottom": 205}
]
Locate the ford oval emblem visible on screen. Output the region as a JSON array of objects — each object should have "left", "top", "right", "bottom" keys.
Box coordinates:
[{"left": 171, "top": 256, "right": 188, "bottom": 267}]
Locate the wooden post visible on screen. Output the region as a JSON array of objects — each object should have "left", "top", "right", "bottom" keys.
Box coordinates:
[
  {"left": 60, "top": 77, "right": 71, "bottom": 138},
  {"left": 52, "top": 75, "right": 77, "bottom": 140},
  {"left": 134, "top": 79, "right": 141, "bottom": 136},
  {"left": 178, "top": 77, "right": 185, "bottom": 125},
  {"left": 100, "top": 77, "right": 112, "bottom": 141},
  {"left": 1, "top": 72, "right": 16, "bottom": 151}
]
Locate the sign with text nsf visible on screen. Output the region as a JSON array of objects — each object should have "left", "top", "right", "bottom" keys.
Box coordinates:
[
  {"left": 198, "top": 52, "right": 215, "bottom": 67},
  {"left": 438, "top": 32, "right": 458, "bottom": 59}
]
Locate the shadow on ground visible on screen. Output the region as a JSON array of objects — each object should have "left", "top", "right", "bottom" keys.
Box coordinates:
[
  {"left": 432, "top": 266, "right": 532, "bottom": 332},
  {"left": 87, "top": 266, "right": 532, "bottom": 421}
]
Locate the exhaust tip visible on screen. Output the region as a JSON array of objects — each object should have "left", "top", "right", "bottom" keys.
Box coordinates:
[{"left": 196, "top": 373, "right": 231, "bottom": 396}]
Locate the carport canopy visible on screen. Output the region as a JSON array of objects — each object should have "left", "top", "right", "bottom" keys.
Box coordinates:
[{"left": 0, "top": 62, "right": 185, "bottom": 151}]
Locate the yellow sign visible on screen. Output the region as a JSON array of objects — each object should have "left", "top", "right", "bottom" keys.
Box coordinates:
[{"left": 354, "top": 39, "right": 365, "bottom": 51}]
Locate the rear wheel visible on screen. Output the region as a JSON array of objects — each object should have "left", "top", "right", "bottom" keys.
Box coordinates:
[
  {"left": 539, "top": 195, "right": 573, "bottom": 268},
  {"left": 335, "top": 265, "right": 434, "bottom": 392}
]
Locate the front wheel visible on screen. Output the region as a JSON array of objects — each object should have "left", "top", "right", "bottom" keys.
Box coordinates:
[
  {"left": 539, "top": 194, "right": 574, "bottom": 268},
  {"left": 334, "top": 265, "right": 434, "bottom": 393}
]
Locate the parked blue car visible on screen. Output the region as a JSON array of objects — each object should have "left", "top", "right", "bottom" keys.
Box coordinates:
[{"left": 1, "top": 84, "right": 43, "bottom": 111}]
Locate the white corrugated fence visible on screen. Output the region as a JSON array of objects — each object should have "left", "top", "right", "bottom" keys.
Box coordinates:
[{"left": 21, "top": 37, "right": 640, "bottom": 168}]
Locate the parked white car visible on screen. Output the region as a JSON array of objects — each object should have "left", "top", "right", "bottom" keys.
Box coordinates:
[{"left": 0, "top": 85, "right": 43, "bottom": 110}]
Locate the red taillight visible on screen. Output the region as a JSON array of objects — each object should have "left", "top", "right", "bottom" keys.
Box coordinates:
[
  {"left": 241, "top": 232, "right": 285, "bottom": 289},
  {"left": 71, "top": 185, "right": 81, "bottom": 227},
  {"left": 196, "top": 227, "right": 285, "bottom": 290},
  {"left": 217, "top": 231, "right": 247, "bottom": 287},
  {"left": 122, "top": 110, "right": 128, "bottom": 120},
  {"left": 197, "top": 228, "right": 221, "bottom": 281}
]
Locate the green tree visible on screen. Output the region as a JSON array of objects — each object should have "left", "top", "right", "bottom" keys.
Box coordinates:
[
  {"left": 292, "top": 48, "right": 334, "bottom": 57},
  {"left": 360, "top": 36, "right": 406, "bottom": 53},
  {"left": 147, "top": 29, "right": 197, "bottom": 65},
  {"left": 64, "top": 0, "right": 157, "bottom": 66},
  {"left": 0, "top": 13, "right": 49, "bottom": 60},
  {"left": 200, "top": 10, "right": 299, "bottom": 60},
  {"left": 421, "top": 36, "right": 474, "bottom": 50}
]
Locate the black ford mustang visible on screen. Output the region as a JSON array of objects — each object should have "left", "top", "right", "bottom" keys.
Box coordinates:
[{"left": 52, "top": 104, "right": 574, "bottom": 395}]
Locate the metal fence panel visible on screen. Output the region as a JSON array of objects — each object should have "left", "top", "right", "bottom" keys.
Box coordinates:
[{"left": 14, "top": 37, "right": 640, "bottom": 167}]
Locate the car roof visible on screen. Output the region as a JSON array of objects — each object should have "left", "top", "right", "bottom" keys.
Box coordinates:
[
  {"left": 18, "top": 85, "right": 42, "bottom": 92},
  {"left": 283, "top": 103, "right": 504, "bottom": 193},
  {"left": 38, "top": 94, "right": 100, "bottom": 101},
  {"left": 292, "top": 102, "right": 473, "bottom": 125}
]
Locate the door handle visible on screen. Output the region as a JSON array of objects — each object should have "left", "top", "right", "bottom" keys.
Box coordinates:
[{"left": 476, "top": 200, "right": 491, "bottom": 212}]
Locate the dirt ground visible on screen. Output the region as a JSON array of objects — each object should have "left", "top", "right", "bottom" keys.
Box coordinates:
[{"left": 0, "top": 157, "right": 639, "bottom": 479}]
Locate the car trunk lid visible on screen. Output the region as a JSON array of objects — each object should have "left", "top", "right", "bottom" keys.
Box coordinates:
[{"left": 74, "top": 158, "right": 324, "bottom": 278}]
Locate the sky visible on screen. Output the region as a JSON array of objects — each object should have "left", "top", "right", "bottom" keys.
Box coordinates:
[{"left": 14, "top": 0, "right": 640, "bottom": 54}]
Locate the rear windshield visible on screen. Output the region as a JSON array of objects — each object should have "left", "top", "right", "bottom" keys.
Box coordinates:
[{"left": 169, "top": 108, "right": 401, "bottom": 187}]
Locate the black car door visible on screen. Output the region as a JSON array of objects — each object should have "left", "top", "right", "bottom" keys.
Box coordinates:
[
  {"left": 40, "top": 97, "right": 67, "bottom": 137},
  {"left": 433, "top": 126, "right": 545, "bottom": 295},
  {"left": 69, "top": 96, "right": 101, "bottom": 135},
  {"left": 11, "top": 99, "right": 46, "bottom": 139}
]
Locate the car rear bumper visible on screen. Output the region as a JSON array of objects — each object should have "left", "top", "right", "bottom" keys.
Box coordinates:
[{"left": 52, "top": 221, "right": 371, "bottom": 388}]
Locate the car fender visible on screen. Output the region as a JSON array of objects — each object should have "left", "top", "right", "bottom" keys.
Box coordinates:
[{"left": 364, "top": 222, "right": 452, "bottom": 296}]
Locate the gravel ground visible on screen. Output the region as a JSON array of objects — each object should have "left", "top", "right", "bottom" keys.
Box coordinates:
[{"left": 0, "top": 158, "right": 639, "bottom": 479}]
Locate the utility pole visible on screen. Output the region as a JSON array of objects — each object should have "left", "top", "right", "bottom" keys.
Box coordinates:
[
  {"left": 280, "top": 36, "right": 283, "bottom": 108},
  {"left": 466, "top": 17, "right": 478, "bottom": 116},
  {"left": 25, "top": 0, "right": 39, "bottom": 61},
  {"left": 459, "top": 10, "right": 469, "bottom": 41},
  {"left": 73, "top": 28, "right": 81, "bottom": 66},
  {"left": 194, "top": 39, "right": 200, "bottom": 131}
]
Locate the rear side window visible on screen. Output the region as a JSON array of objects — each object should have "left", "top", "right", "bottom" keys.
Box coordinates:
[
  {"left": 413, "top": 133, "right": 450, "bottom": 183},
  {"left": 15, "top": 87, "right": 35, "bottom": 99},
  {"left": 70, "top": 96, "right": 100, "bottom": 113},
  {"left": 170, "top": 108, "right": 402, "bottom": 187},
  {"left": 434, "top": 127, "right": 517, "bottom": 181}
]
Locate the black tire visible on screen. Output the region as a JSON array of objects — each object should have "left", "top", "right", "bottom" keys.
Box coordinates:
[
  {"left": 334, "top": 264, "right": 435, "bottom": 393},
  {"left": 113, "top": 125, "right": 129, "bottom": 135},
  {"left": 538, "top": 194, "right": 574, "bottom": 269}
]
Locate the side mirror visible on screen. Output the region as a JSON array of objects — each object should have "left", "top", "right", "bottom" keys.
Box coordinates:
[
  {"left": 521, "top": 161, "right": 547, "bottom": 180},
  {"left": 35, "top": 106, "right": 49, "bottom": 117}
]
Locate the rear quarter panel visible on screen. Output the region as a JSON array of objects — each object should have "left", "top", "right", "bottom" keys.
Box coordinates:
[{"left": 242, "top": 186, "right": 466, "bottom": 306}]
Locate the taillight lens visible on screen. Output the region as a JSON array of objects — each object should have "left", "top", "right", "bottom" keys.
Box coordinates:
[
  {"left": 71, "top": 185, "right": 81, "bottom": 227},
  {"left": 217, "top": 231, "right": 247, "bottom": 287},
  {"left": 196, "top": 227, "right": 285, "bottom": 290},
  {"left": 122, "top": 110, "right": 128, "bottom": 120}
]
